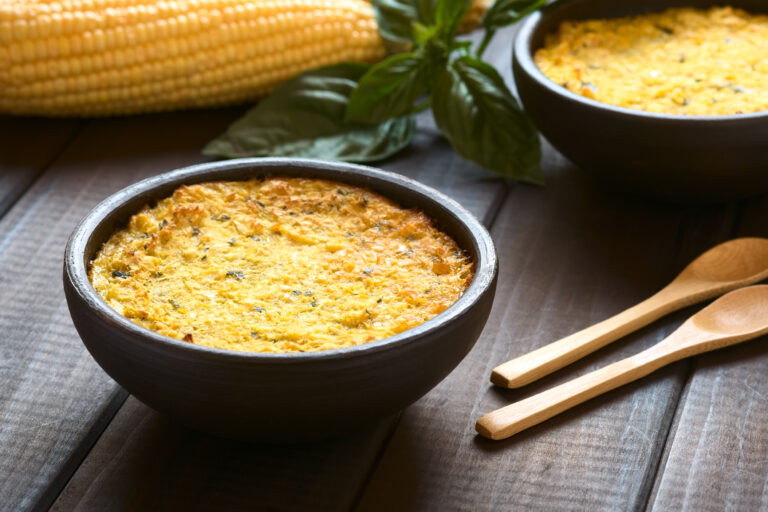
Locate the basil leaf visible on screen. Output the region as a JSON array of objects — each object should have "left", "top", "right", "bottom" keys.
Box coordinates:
[
  {"left": 416, "top": 0, "right": 438, "bottom": 24},
  {"left": 203, "top": 64, "right": 415, "bottom": 163},
  {"left": 450, "top": 39, "right": 474, "bottom": 55},
  {"left": 482, "top": 0, "right": 547, "bottom": 32},
  {"left": 412, "top": 21, "right": 439, "bottom": 45},
  {"left": 371, "top": 0, "right": 420, "bottom": 44},
  {"left": 371, "top": 0, "right": 450, "bottom": 43},
  {"left": 345, "top": 52, "right": 430, "bottom": 124},
  {"left": 432, "top": 56, "right": 543, "bottom": 184},
  {"left": 435, "top": 0, "right": 473, "bottom": 39}
]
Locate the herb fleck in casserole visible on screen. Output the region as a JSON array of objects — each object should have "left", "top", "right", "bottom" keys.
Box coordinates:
[
  {"left": 89, "top": 178, "right": 473, "bottom": 353},
  {"left": 534, "top": 7, "right": 768, "bottom": 115}
]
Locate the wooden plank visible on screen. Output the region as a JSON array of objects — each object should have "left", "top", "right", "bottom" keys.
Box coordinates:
[
  {"left": 47, "top": 122, "right": 507, "bottom": 512},
  {"left": 48, "top": 25, "right": 511, "bottom": 512},
  {"left": 0, "top": 109, "right": 244, "bottom": 512},
  {"left": 51, "top": 397, "right": 399, "bottom": 512},
  {"left": 51, "top": 23, "right": 735, "bottom": 512},
  {"left": 646, "top": 198, "right": 768, "bottom": 512},
  {"left": 0, "top": 116, "right": 82, "bottom": 219},
  {"left": 354, "top": 143, "right": 741, "bottom": 511}
]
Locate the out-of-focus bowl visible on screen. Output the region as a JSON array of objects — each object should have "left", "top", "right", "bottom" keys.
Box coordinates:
[
  {"left": 63, "top": 158, "right": 497, "bottom": 442},
  {"left": 513, "top": 0, "right": 768, "bottom": 202}
]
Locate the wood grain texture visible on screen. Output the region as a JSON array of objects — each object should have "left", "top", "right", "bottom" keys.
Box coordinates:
[
  {"left": 647, "top": 198, "right": 768, "bottom": 512},
  {"left": 48, "top": 27, "right": 508, "bottom": 512},
  {"left": 48, "top": 121, "right": 507, "bottom": 512},
  {"left": 51, "top": 397, "right": 399, "bottom": 512},
  {"left": 2, "top": 20, "right": 759, "bottom": 512},
  {"left": 480, "top": 284, "right": 768, "bottom": 441},
  {"left": 492, "top": 237, "right": 768, "bottom": 388},
  {"left": 0, "top": 116, "right": 82, "bottom": 219},
  {"left": 0, "top": 110, "right": 240, "bottom": 512},
  {"left": 354, "top": 143, "right": 742, "bottom": 512}
]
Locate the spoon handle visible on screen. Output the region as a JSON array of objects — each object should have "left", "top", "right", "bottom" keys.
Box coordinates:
[
  {"left": 477, "top": 343, "right": 680, "bottom": 440},
  {"left": 491, "top": 287, "right": 692, "bottom": 388},
  {"left": 480, "top": 284, "right": 768, "bottom": 441}
]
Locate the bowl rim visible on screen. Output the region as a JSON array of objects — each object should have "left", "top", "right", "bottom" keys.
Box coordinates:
[
  {"left": 514, "top": 4, "right": 768, "bottom": 124},
  {"left": 64, "top": 157, "right": 497, "bottom": 364}
]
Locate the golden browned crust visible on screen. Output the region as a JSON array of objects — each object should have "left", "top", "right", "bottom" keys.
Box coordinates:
[
  {"left": 535, "top": 7, "right": 768, "bottom": 115},
  {"left": 89, "top": 178, "right": 473, "bottom": 353}
]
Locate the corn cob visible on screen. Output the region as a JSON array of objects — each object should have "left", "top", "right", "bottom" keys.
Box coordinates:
[
  {"left": 461, "top": 0, "right": 492, "bottom": 33},
  {"left": 0, "top": 0, "right": 490, "bottom": 117}
]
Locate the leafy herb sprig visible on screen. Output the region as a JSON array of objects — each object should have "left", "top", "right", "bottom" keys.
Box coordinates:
[{"left": 204, "top": 0, "right": 546, "bottom": 185}]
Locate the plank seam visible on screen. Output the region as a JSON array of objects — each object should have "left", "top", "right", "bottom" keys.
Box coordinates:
[
  {"left": 346, "top": 413, "right": 404, "bottom": 512},
  {"left": 636, "top": 213, "right": 714, "bottom": 512},
  {"left": 0, "top": 121, "right": 86, "bottom": 221},
  {"left": 481, "top": 181, "right": 513, "bottom": 229},
  {"left": 637, "top": 360, "right": 693, "bottom": 512},
  {"left": 39, "top": 388, "right": 129, "bottom": 512},
  {"left": 639, "top": 200, "right": 748, "bottom": 512}
]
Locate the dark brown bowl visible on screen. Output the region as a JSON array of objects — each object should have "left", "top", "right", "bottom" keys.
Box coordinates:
[
  {"left": 514, "top": 0, "right": 768, "bottom": 202},
  {"left": 63, "top": 158, "right": 497, "bottom": 442}
]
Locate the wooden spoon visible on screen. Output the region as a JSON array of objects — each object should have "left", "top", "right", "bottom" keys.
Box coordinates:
[
  {"left": 477, "top": 285, "right": 768, "bottom": 441},
  {"left": 491, "top": 237, "right": 768, "bottom": 388}
]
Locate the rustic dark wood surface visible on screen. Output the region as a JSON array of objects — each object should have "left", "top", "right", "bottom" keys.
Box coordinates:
[
  {"left": 1, "top": 28, "right": 767, "bottom": 512},
  {"left": 646, "top": 197, "right": 768, "bottom": 512},
  {"left": 354, "top": 148, "right": 743, "bottom": 512},
  {"left": 0, "top": 111, "right": 240, "bottom": 512},
  {"left": 46, "top": 125, "right": 508, "bottom": 512},
  {"left": 0, "top": 118, "right": 82, "bottom": 218}
]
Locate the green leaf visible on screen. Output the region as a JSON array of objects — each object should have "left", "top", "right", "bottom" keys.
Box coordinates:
[
  {"left": 450, "top": 39, "right": 474, "bottom": 55},
  {"left": 345, "top": 52, "right": 430, "bottom": 124},
  {"left": 431, "top": 56, "right": 543, "bottom": 184},
  {"left": 482, "top": 0, "right": 547, "bottom": 32},
  {"left": 412, "top": 21, "right": 439, "bottom": 45},
  {"left": 371, "top": 0, "right": 420, "bottom": 44},
  {"left": 203, "top": 63, "right": 415, "bottom": 163},
  {"left": 435, "top": 0, "right": 473, "bottom": 39},
  {"left": 416, "top": 0, "right": 438, "bottom": 24}
]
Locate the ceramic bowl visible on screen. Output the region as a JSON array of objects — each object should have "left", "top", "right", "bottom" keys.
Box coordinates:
[
  {"left": 513, "top": 0, "right": 768, "bottom": 202},
  {"left": 63, "top": 158, "right": 497, "bottom": 442}
]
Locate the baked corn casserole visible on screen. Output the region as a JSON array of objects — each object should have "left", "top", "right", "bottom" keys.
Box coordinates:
[
  {"left": 89, "top": 177, "right": 474, "bottom": 353},
  {"left": 534, "top": 6, "right": 768, "bottom": 115}
]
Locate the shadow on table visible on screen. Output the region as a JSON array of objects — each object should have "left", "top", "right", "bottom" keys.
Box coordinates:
[{"left": 52, "top": 396, "right": 399, "bottom": 512}]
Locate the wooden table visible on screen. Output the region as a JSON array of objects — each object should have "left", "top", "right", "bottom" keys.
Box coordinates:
[{"left": 2, "top": 30, "right": 768, "bottom": 512}]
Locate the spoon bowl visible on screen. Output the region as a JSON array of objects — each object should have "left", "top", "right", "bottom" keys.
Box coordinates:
[
  {"left": 690, "top": 285, "right": 768, "bottom": 337},
  {"left": 681, "top": 237, "right": 768, "bottom": 283}
]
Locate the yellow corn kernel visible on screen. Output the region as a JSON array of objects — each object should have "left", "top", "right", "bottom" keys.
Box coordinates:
[
  {"left": 0, "top": 0, "right": 488, "bottom": 116},
  {"left": 461, "top": 0, "right": 492, "bottom": 32}
]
